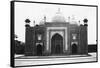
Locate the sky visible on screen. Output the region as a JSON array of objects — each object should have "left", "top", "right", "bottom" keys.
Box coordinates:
[{"left": 15, "top": 2, "right": 97, "bottom": 44}]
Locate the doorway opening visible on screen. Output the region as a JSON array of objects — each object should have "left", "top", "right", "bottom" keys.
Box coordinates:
[
  {"left": 36, "top": 44, "right": 42, "bottom": 56},
  {"left": 51, "top": 33, "right": 63, "bottom": 55},
  {"left": 72, "top": 44, "right": 78, "bottom": 54}
]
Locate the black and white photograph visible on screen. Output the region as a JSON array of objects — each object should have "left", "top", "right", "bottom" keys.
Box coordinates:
[{"left": 11, "top": 1, "right": 98, "bottom": 67}]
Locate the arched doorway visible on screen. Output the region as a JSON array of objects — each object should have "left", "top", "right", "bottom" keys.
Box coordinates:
[
  {"left": 36, "top": 44, "right": 42, "bottom": 56},
  {"left": 51, "top": 33, "right": 63, "bottom": 55},
  {"left": 72, "top": 44, "right": 78, "bottom": 54}
]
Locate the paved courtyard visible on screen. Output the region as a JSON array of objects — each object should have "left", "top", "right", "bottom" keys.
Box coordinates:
[{"left": 15, "top": 53, "right": 97, "bottom": 67}]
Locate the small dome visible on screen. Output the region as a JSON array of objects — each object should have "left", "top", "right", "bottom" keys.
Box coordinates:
[
  {"left": 52, "top": 8, "right": 66, "bottom": 22},
  {"left": 70, "top": 15, "right": 79, "bottom": 25}
]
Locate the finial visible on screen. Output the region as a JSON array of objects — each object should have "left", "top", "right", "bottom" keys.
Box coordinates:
[
  {"left": 78, "top": 20, "right": 81, "bottom": 26},
  {"left": 44, "top": 15, "right": 46, "bottom": 22},
  {"left": 72, "top": 15, "right": 75, "bottom": 20},
  {"left": 58, "top": 8, "right": 60, "bottom": 12},
  {"left": 79, "top": 20, "right": 80, "bottom": 22},
  {"left": 68, "top": 16, "right": 70, "bottom": 22},
  {"left": 56, "top": 8, "right": 61, "bottom": 14},
  {"left": 44, "top": 15, "right": 46, "bottom": 19},
  {"left": 33, "top": 20, "right": 35, "bottom": 26}
]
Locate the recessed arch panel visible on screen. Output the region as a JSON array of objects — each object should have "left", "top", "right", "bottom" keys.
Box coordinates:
[{"left": 51, "top": 33, "right": 63, "bottom": 54}]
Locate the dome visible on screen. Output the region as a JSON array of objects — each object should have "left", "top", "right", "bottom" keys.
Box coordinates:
[{"left": 52, "top": 9, "right": 66, "bottom": 22}]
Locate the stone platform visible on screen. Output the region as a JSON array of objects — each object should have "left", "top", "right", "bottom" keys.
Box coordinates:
[{"left": 15, "top": 53, "right": 97, "bottom": 67}]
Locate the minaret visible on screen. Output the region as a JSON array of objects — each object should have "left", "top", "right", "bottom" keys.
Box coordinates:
[
  {"left": 81, "top": 18, "right": 88, "bottom": 54},
  {"left": 25, "top": 19, "right": 31, "bottom": 56}
]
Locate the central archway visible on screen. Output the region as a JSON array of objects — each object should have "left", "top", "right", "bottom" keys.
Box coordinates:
[{"left": 51, "top": 33, "right": 63, "bottom": 55}]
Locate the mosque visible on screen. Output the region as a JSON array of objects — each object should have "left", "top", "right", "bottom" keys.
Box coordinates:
[{"left": 24, "top": 9, "right": 88, "bottom": 56}]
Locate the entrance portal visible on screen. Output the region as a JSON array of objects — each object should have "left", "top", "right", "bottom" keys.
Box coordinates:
[
  {"left": 51, "top": 33, "right": 63, "bottom": 55},
  {"left": 72, "top": 44, "right": 78, "bottom": 54},
  {"left": 36, "top": 44, "right": 42, "bottom": 56}
]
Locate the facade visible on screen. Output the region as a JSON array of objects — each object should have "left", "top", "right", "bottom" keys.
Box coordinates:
[{"left": 25, "top": 10, "right": 88, "bottom": 56}]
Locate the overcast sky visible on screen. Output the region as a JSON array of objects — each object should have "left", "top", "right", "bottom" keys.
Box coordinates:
[{"left": 15, "top": 2, "right": 97, "bottom": 44}]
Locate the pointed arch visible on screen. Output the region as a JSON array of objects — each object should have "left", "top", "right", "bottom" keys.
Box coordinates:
[
  {"left": 72, "top": 43, "right": 78, "bottom": 54},
  {"left": 51, "top": 33, "right": 63, "bottom": 54},
  {"left": 36, "top": 44, "right": 43, "bottom": 56}
]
